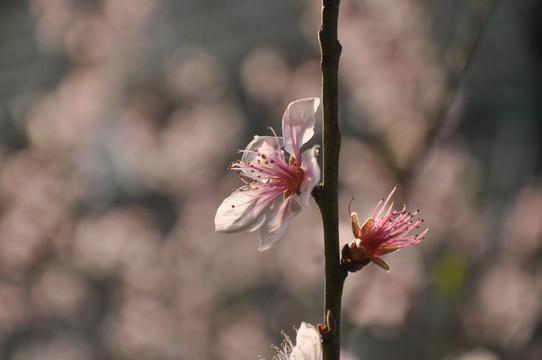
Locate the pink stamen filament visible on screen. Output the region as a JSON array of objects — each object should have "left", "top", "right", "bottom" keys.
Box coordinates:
[
  {"left": 350, "top": 186, "right": 427, "bottom": 260},
  {"left": 229, "top": 135, "right": 305, "bottom": 199}
]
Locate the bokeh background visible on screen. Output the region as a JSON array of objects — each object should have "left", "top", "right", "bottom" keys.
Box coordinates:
[{"left": 1, "top": 0, "right": 541, "bottom": 359}]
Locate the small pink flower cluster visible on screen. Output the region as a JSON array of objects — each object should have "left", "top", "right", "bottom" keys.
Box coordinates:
[
  {"left": 215, "top": 98, "right": 429, "bottom": 359},
  {"left": 215, "top": 98, "right": 428, "bottom": 273}
]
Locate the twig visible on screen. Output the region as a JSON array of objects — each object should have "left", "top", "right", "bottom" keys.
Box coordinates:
[{"left": 316, "top": 1, "right": 348, "bottom": 359}]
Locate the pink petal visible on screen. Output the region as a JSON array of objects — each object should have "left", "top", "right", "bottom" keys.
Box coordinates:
[
  {"left": 299, "top": 145, "right": 321, "bottom": 206},
  {"left": 258, "top": 197, "right": 302, "bottom": 251},
  {"left": 240, "top": 135, "right": 283, "bottom": 165},
  {"left": 214, "top": 186, "right": 276, "bottom": 233},
  {"left": 282, "top": 98, "right": 320, "bottom": 159}
]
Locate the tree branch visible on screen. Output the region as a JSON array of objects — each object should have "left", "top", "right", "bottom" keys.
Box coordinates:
[{"left": 317, "top": 1, "right": 347, "bottom": 359}]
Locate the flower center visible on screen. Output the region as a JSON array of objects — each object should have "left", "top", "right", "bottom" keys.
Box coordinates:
[
  {"left": 282, "top": 162, "right": 305, "bottom": 198},
  {"left": 230, "top": 150, "right": 305, "bottom": 199}
]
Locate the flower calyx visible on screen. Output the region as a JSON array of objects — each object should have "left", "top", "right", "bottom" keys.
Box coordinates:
[{"left": 341, "top": 242, "right": 371, "bottom": 272}]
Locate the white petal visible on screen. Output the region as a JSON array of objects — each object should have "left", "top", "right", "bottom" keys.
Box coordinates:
[
  {"left": 240, "top": 135, "right": 283, "bottom": 165},
  {"left": 282, "top": 98, "right": 320, "bottom": 159},
  {"left": 299, "top": 145, "right": 321, "bottom": 207},
  {"left": 258, "top": 197, "right": 302, "bottom": 251},
  {"left": 290, "top": 322, "right": 322, "bottom": 360},
  {"left": 214, "top": 186, "right": 275, "bottom": 233}
]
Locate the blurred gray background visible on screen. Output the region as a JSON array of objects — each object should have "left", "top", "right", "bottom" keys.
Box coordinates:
[{"left": 0, "top": 0, "right": 541, "bottom": 359}]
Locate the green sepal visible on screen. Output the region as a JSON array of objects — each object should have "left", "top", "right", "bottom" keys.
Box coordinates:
[{"left": 371, "top": 256, "right": 391, "bottom": 272}]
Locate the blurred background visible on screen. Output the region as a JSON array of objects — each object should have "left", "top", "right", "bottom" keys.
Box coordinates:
[{"left": 0, "top": 0, "right": 541, "bottom": 359}]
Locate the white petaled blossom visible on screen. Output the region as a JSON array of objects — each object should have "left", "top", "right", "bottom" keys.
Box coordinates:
[
  {"left": 260, "top": 322, "right": 322, "bottom": 360},
  {"left": 215, "top": 98, "right": 321, "bottom": 250}
]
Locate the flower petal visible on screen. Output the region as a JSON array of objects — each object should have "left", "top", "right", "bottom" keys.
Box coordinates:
[
  {"left": 258, "top": 197, "right": 302, "bottom": 251},
  {"left": 240, "top": 135, "right": 283, "bottom": 165},
  {"left": 282, "top": 98, "right": 320, "bottom": 159},
  {"left": 299, "top": 145, "right": 321, "bottom": 206},
  {"left": 360, "top": 218, "right": 374, "bottom": 236},
  {"left": 350, "top": 212, "right": 361, "bottom": 238},
  {"left": 214, "top": 186, "right": 275, "bottom": 233},
  {"left": 290, "top": 322, "right": 322, "bottom": 360}
]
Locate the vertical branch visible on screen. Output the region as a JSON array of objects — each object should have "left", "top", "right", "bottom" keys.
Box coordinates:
[{"left": 316, "top": 0, "right": 347, "bottom": 360}]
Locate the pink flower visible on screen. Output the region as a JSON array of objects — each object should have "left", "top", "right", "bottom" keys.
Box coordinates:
[
  {"left": 215, "top": 98, "right": 321, "bottom": 250},
  {"left": 261, "top": 322, "right": 322, "bottom": 360},
  {"left": 344, "top": 186, "right": 428, "bottom": 272}
]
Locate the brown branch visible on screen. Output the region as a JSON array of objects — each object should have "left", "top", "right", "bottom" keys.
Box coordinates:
[{"left": 317, "top": 1, "right": 347, "bottom": 360}]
